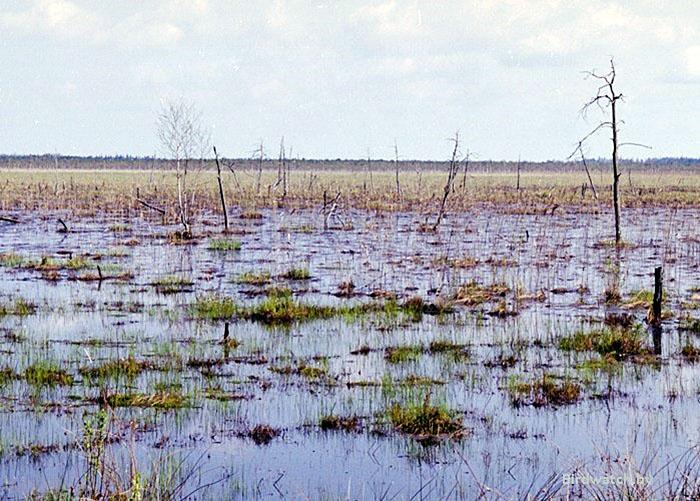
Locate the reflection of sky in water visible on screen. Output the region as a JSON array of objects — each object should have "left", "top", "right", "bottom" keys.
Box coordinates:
[{"left": 0, "top": 207, "right": 699, "bottom": 498}]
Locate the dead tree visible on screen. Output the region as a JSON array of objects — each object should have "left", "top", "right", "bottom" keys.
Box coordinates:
[
  {"left": 213, "top": 146, "right": 229, "bottom": 232},
  {"left": 575, "top": 59, "right": 650, "bottom": 244},
  {"left": 576, "top": 59, "right": 624, "bottom": 243},
  {"left": 156, "top": 98, "right": 209, "bottom": 237},
  {"left": 432, "top": 132, "right": 461, "bottom": 231}
]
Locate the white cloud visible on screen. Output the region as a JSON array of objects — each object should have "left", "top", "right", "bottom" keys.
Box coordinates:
[
  {"left": 685, "top": 46, "right": 700, "bottom": 77},
  {"left": 0, "top": 0, "right": 103, "bottom": 40},
  {"left": 353, "top": 1, "right": 424, "bottom": 36}
]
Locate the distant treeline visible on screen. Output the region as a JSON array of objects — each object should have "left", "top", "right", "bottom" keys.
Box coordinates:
[{"left": 0, "top": 154, "right": 698, "bottom": 172}]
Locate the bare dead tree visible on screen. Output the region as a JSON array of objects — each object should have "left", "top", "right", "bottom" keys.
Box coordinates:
[
  {"left": 213, "top": 146, "right": 229, "bottom": 232},
  {"left": 577, "top": 59, "right": 624, "bottom": 243},
  {"left": 432, "top": 132, "right": 461, "bottom": 231},
  {"left": 574, "top": 59, "right": 649, "bottom": 244},
  {"left": 156, "top": 98, "right": 209, "bottom": 237}
]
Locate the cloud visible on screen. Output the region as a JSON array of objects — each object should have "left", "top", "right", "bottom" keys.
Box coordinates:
[
  {"left": 685, "top": 46, "right": 700, "bottom": 78},
  {"left": 0, "top": 0, "right": 103, "bottom": 40},
  {"left": 353, "top": 1, "right": 424, "bottom": 37}
]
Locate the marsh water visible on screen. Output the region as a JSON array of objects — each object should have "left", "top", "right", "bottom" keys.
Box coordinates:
[{"left": 1, "top": 206, "right": 699, "bottom": 499}]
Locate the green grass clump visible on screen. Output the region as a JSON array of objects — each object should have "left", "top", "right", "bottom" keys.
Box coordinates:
[
  {"left": 207, "top": 238, "right": 241, "bottom": 251},
  {"left": 104, "top": 391, "right": 188, "bottom": 409},
  {"left": 428, "top": 339, "right": 469, "bottom": 358},
  {"left": 0, "top": 252, "right": 24, "bottom": 268},
  {"left": 281, "top": 267, "right": 311, "bottom": 280},
  {"left": 79, "top": 356, "right": 154, "bottom": 379},
  {"left": 298, "top": 365, "right": 328, "bottom": 379},
  {"left": 237, "top": 271, "right": 271, "bottom": 286},
  {"left": 190, "top": 295, "right": 237, "bottom": 320},
  {"left": 577, "top": 355, "right": 620, "bottom": 372},
  {"left": 387, "top": 399, "right": 462, "bottom": 437},
  {"left": 384, "top": 345, "right": 423, "bottom": 364},
  {"left": 559, "top": 325, "right": 649, "bottom": 360},
  {"left": 65, "top": 256, "right": 93, "bottom": 270},
  {"left": 508, "top": 374, "right": 581, "bottom": 407},
  {"left": 242, "top": 292, "right": 337, "bottom": 324},
  {"left": 152, "top": 275, "right": 194, "bottom": 294},
  {"left": 0, "top": 367, "right": 17, "bottom": 385},
  {"left": 24, "top": 362, "right": 73, "bottom": 387}
]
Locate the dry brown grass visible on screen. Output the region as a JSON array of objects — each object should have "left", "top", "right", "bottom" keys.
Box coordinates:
[{"left": 2, "top": 168, "right": 700, "bottom": 219}]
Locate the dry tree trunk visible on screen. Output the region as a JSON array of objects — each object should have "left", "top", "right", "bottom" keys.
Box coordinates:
[
  {"left": 433, "top": 132, "right": 460, "bottom": 231},
  {"left": 213, "top": 146, "right": 229, "bottom": 232}
]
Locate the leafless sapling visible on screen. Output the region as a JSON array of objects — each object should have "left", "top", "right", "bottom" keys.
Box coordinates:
[{"left": 156, "top": 98, "right": 210, "bottom": 237}]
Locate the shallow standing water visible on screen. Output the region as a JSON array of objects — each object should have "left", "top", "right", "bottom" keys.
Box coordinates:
[{"left": 0, "top": 206, "right": 699, "bottom": 499}]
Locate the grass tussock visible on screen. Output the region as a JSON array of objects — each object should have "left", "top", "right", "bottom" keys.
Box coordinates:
[
  {"left": 236, "top": 271, "right": 271, "bottom": 286},
  {"left": 249, "top": 424, "right": 278, "bottom": 445},
  {"left": 387, "top": 397, "right": 463, "bottom": 438},
  {"left": 559, "top": 325, "right": 652, "bottom": 361},
  {"left": 681, "top": 342, "right": 700, "bottom": 362},
  {"left": 151, "top": 275, "right": 194, "bottom": 294},
  {"left": 24, "top": 362, "right": 73, "bottom": 387},
  {"left": 80, "top": 356, "right": 155, "bottom": 379},
  {"left": 0, "top": 298, "right": 36, "bottom": 316},
  {"left": 454, "top": 280, "right": 509, "bottom": 306},
  {"left": 319, "top": 414, "right": 360, "bottom": 431},
  {"left": 280, "top": 267, "right": 311, "bottom": 280},
  {"left": 103, "top": 391, "right": 188, "bottom": 409},
  {"left": 508, "top": 374, "right": 582, "bottom": 407},
  {"left": 384, "top": 345, "right": 422, "bottom": 364},
  {"left": 190, "top": 295, "right": 237, "bottom": 320},
  {"left": 207, "top": 238, "right": 242, "bottom": 251}
]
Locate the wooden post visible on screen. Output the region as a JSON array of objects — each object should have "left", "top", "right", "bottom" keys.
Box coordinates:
[
  {"left": 651, "top": 266, "right": 663, "bottom": 325},
  {"left": 322, "top": 190, "right": 328, "bottom": 231}
]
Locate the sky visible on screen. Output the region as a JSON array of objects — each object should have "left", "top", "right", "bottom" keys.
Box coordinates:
[{"left": 0, "top": 0, "right": 698, "bottom": 161}]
